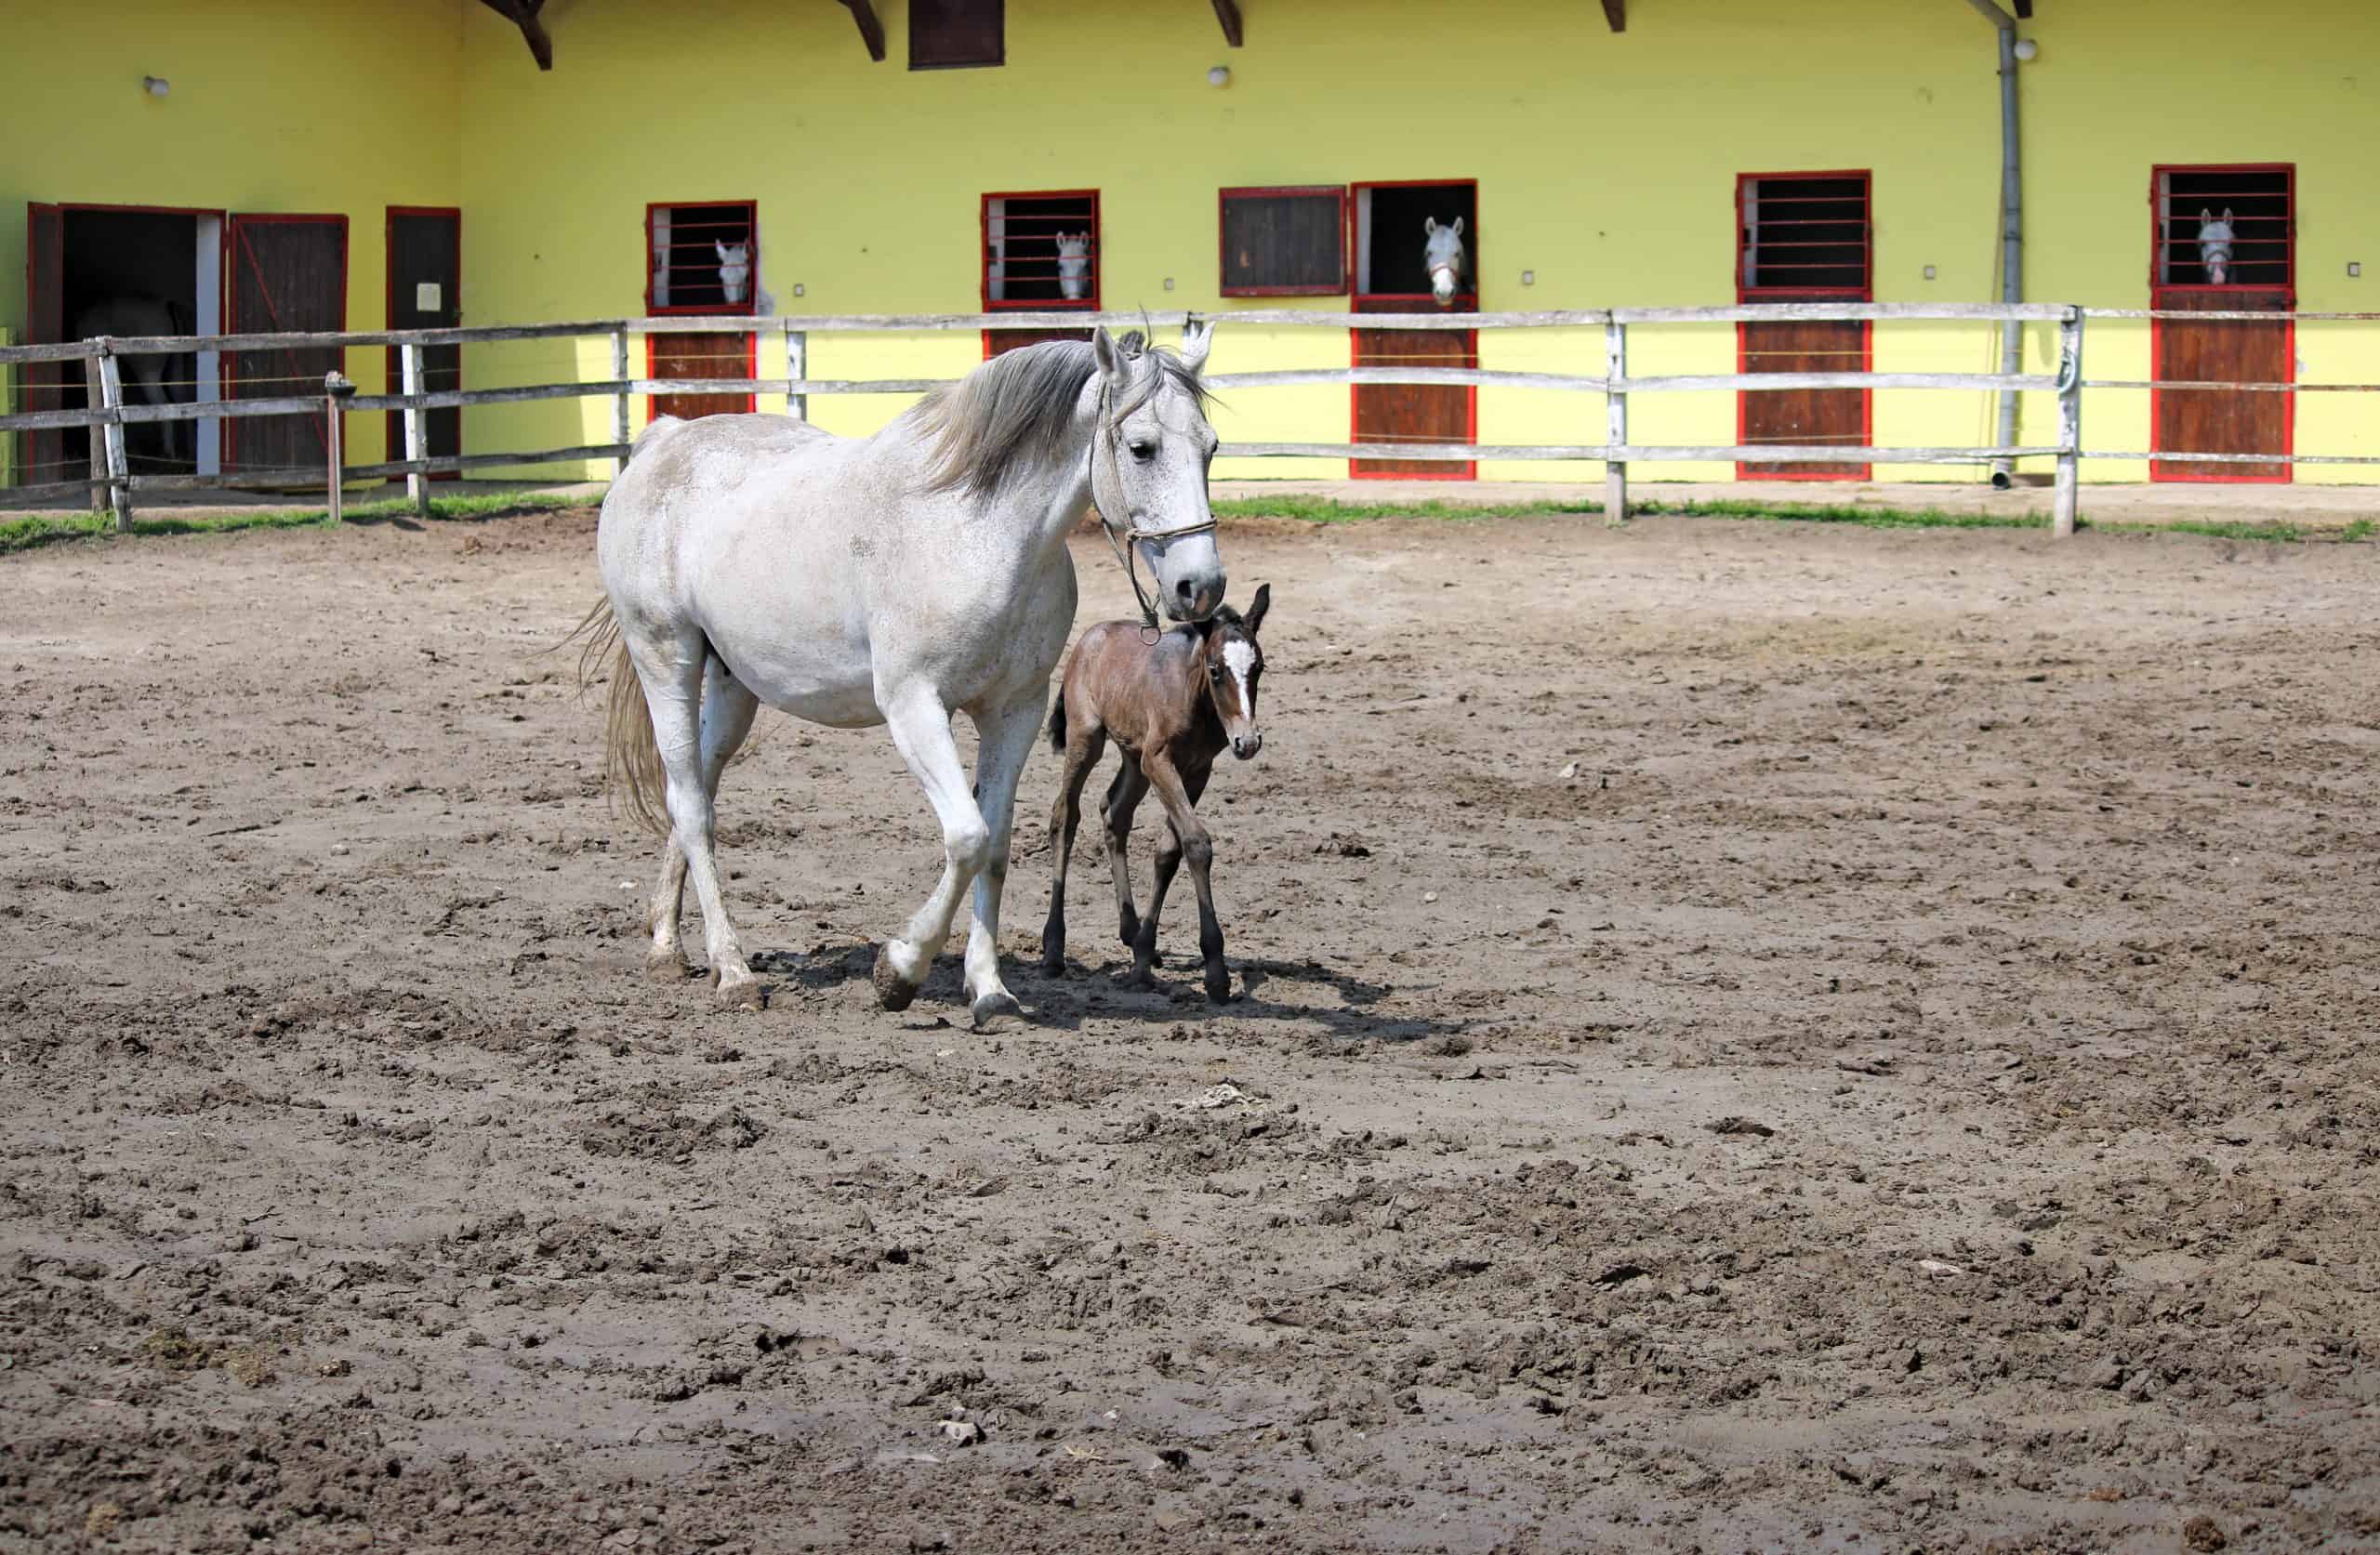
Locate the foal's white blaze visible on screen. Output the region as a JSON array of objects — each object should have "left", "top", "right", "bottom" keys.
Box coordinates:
[{"left": 1223, "top": 639, "right": 1257, "bottom": 732}]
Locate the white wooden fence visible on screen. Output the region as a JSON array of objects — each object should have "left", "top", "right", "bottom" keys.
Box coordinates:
[{"left": 4, "top": 302, "right": 2373, "bottom": 539}]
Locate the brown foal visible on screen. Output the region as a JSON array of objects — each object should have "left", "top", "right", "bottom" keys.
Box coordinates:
[{"left": 1041, "top": 585, "right": 1270, "bottom": 1003}]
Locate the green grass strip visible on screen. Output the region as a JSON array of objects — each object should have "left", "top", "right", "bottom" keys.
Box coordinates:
[{"left": 1, "top": 489, "right": 590, "bottom": 555}]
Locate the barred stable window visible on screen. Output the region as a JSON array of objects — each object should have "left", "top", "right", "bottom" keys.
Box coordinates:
[
  {"left": 911, "top": 0, "right": 1002, "bottom": 69},
  {"left": 983, "top": 191, "right": 1098, "bottom": 310},
  {"left": 645, "top": 201, "right": 757, "bottom": 315},
  {"left": 1219, "top": 186, "right": 1347, "bottom": 297},
  {"left": 1738, "top": 173, "right": 1871, "bottom": 297},
  {"left": 2154, "top": 165, "right": 2293, "bottom": 290}
]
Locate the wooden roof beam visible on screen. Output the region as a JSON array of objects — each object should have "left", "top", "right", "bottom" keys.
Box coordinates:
[
  {"left": 839, "top": 0, "right": 887, "bottom": 61},
  {"left": 1210, "top": 0, "right": 1244, "bottom": 46},
  {"left": 1600, "top": 0, "right": 1625, "bottom": 31},
  {"left": 476, "top": 0, "right": 552, "bottom": 71}
]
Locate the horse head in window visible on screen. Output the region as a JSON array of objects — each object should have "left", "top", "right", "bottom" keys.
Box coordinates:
[
  {"left": 2196, "top": 208, "right": 2235, "bottom": 286},
  {"left": 1423, "top": 216, "right": 1467, "bottom": 308},
  {"left": 1055, "top": 232, "right": 1091, "bottom": 302},
  {"left": 715, "top": 241, "right": 750, "bottom": 305}
]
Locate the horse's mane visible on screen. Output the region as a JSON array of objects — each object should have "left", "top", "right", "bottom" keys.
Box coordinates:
[{"left": 912, "top": 334, "right": 1210, "bottom": 501}]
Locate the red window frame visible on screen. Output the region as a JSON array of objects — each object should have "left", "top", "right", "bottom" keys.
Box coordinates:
[
  {"left": 981, "top": 190, "right": 1099, "bottom": 312},
  {"left": 1348, "top": 178, "right": 1479, "bottom": 310},
  {"left": 909, "top": 0, "right": 1004, "bottom": 70},
  {"left": 1734, "top": 170, "right": 1872, "bottom": 481},
  {"left": 1217, "top": 185, "right": 1349, "bottom": 297},
  {"left": 643, "top": 199, "right": 759, "bottom": 318},
  {"left": 2148, "top": 162, "right": 2295, "bottom": 297}
]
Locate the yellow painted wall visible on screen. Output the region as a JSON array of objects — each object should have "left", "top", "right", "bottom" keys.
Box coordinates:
[
  {"left": 0, "top": 0, "right": 461, "bottom": 470},
  {"left": 7, "top": 0, "right": 2373, "bottom": 489}
]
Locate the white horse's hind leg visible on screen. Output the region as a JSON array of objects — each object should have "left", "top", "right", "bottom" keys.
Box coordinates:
[
  {"left": 959, "top": 694, "right": 1047, "bottom": 1029},
  {"left": 874, "top": 686, "right": 992, "bottom": 1013},
  {"left": 647, "top": 658, "right": 760, "bottom": 980},
  {"left": 633, "top": 634, "right": 760, "bottom": 1008}
]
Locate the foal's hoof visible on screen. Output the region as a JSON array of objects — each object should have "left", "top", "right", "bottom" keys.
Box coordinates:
[
  {"left": 1204, "top": 969, "right": 1235, "bottom": 1005},
  {"left": 715, "top": 973, "right": 764, "bottom": 1011},
  {"left": 872, "top": 949, "right": 919, "bottom": 1013},
  {"left": 971, "top": 990, "right": 1025, "bottom": 1032},
  {"left": 644, "top": 947, "right": 691, "bottom": 984}
]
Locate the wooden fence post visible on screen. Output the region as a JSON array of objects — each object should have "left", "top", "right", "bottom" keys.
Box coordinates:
[
  {"left": 325, "top": 375, "right": 345, "bottom": 525},
  {"left": 783, "top": 323, "right": 808, "bottom": 422},
  {"left": 400, "top": 342, "right": 430, "bottom": 516},
  {"left": 95, "top": 344, "right": 131, "bottom": 532},
  {"left": 2052, "top": 310, "right": 2083, "bottom": 539},
  {"left": 82, "top": 356, "right": 107, "bottom": 514},
  {"left": 611, "top": 328, "right": 633, "bottom": 476},
  {"left": 1604, "top": 319, "right": 1628, "bottom": 525}
]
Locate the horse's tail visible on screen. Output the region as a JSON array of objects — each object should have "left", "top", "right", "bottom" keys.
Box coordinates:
[
  {"left": 564, "top": 595, "right": 670, "bottom": 837},
  {"left": 1047, "top": 692, "right": 1067, "bottom": 754}
]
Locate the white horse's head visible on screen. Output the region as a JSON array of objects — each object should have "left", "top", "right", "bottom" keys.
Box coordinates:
[
  {"left": 1055, "top": 232, "right": 1091, "bottom": 302},
  {"left": 716, "top": 240, "right": 751, "bottom": 305},
  {"left": 1423, "top": 216, "right": 1467, "bottom": 308},
  {"left": 1091, "top": 323, "right": 1224, "bottom": 621},
  {"left": 2197, "top": 208, "right": 2235, "bottom": 286}
]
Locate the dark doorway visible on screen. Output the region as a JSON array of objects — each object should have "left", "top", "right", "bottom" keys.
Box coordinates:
[{"left": 386, "top": 207, "right": 461, "bottom": 480}]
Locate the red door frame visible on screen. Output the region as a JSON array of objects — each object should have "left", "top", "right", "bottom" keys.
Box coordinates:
[
  {"left": 385, "top": 204, "right": 461, "bottom": 481},
  {"left": 2148, "top": 162, "right": 2295, "bottom": 484},
  {"left": 1349, "top": 178, "right": 1479, "bottom": 481},
  {"left": 1733, "top": 169, "right": 1873, "bottom": 481},
  {"left": 222, "top": 212, "right": 349, "bottom": 474}
]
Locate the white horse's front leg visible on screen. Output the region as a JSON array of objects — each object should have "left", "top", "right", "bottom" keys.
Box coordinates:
[
  {"left": 875, "top": 686, "right": 992, "bottom": 1013},
  {"left": 959, "top": 693, "right": 1049, "bottom": 1029}
]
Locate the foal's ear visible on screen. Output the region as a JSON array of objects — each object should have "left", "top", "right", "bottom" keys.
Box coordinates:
[{"left": 1244, "top": 582, "right": 1270, "bottom": 636}]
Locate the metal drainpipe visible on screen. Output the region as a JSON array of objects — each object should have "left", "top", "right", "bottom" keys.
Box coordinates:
[{"left": 1962, "top": 0, "right": 2024, "bottom": 488}]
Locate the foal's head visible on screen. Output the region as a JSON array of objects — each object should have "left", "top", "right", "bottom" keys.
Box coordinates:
[{"left": 1199, "top": 583, "right": 1270, "bottom": 760}]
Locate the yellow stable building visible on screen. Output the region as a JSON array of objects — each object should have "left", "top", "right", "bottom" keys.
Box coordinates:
[{"left": 4, "top": 0, "right": 2374, "bottom": 489}]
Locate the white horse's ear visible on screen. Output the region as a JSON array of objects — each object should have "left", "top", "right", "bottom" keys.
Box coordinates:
[
  {"left": 2221, "top": 207, "right": 2233, "bottom": 224},
  {"left": 1092, "top": 326, "right": 1125, "bottom": 381},
  {"left": 1452, "top": 216, "right": 1465, "bottom": 237},
  {"left": 2200, "top": 207, "right": 2213, "bottom": 225},
  {"left": 1177, "top": 318, "right": 1212, "bottom": 376},
  {"left": 1424, "top": 217, "right": 1439, "bottom": 235},
  {"left": 717, "top": 240, "right": 730, "bottom": 261}
]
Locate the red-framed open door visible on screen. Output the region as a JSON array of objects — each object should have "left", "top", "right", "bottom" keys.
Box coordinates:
[
  {"left": 223, "top": 213, "right": 347, "bottom": 478},
  {"left": 2149, "top": 165, "right": 2294, "bottom": 483},
  {"left": 18, "top": 203, "right": 65, "bottom": 490}
]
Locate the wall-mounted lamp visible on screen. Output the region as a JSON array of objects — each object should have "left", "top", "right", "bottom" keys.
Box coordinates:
[
  {"left": 1207, "top": 65, "right": 1231, "bottom": 87},
  {"left": 141, "top": 75, "right": 170, "bottom": 98},
  {"left": 2011, "top": 38, "right": 2038, "bottom": 61}
]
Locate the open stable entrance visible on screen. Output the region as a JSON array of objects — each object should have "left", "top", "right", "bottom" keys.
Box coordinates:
[
  {"left": 1351, "top": 180, "right": 1476, "bottom": 479},
  {"left": 386, "top": 208, "right": 460, "bottom": 479},
  {"left": 645, "top": 201, "right": 758, "bottom": 420},
  {"left": 1735, "top": 171, "right": 1872, "bottom": 480},
  {"left": 2150, "top": 165, "right": 2294, "bottom": 482}
]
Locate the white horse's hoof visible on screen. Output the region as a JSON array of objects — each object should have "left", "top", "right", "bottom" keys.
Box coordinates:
[
  {"left": 715, "top": 973, "right": 764, "bottom": 1011},
  {"left": 872, "top": 949, "right": 919, "bottom": 1012},
  {"left": 971, "top": 990, "right": 1025, "bottom": 1031},
  {"left": 645, "top": 947, "right": 691, "bottom": 984}
]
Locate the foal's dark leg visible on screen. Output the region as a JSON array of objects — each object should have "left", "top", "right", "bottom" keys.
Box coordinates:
[
  {"left": 1103, "top": 760, "right": 1151, "bottom": 954},
  {"left": 1039, "top": 724, "right": 1105, "bottom": 976},
  {"left": 1135, "top": 766, "right": 1210, "bottom": 986},
  {"left": 1136, "top": 755, "right": 1230, "bottom": 1004}
]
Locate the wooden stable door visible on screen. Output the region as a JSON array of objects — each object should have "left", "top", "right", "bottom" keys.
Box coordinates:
[
  {"left": 1353, "top": 298, "right": 1475, "bottom": 479},
  {"left": 224, "top": 214, "right": 348, "bottom": 478},
  {"left": 1738, "top": 319, "right": 1870, "bottom": 480},
  {"left": 648, "top": 333, "right": 753, "bottom": 420},
  {"left": 985, "top": 327, "right": 1091, "bottom": 358},
  {"left": 2154, "top": 293, "right": 2292, "bottom": 481},
  {"left": 386, "top": 208, "right": 460, "bottom": 478}
]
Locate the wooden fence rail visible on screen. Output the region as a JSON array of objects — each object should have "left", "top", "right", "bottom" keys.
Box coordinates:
[{"left": 6, "top": 302, "right": 2368, "bottom": 540}]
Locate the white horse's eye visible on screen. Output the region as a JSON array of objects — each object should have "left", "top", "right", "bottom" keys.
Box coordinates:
[{"left": 1128, "top": 440, "right": 1157, "bottom": 461}]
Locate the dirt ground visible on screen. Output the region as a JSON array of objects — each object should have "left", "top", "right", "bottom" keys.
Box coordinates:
[{"left": 2, "top": 507, "right": 2376, "bottom": 1553}]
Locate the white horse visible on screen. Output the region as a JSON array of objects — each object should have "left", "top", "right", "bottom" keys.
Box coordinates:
[
  {"left": 1423, "top": 216, "right": 1468, "bottom": 308},
  {"left": 1056, "top": 232, "right": 1091, "bottom": 301},
  {"left": 73, "top": 296, "right": 194, "bottom": 467},
  {"left": 714, "top": 241, "right": 751, "bottom": 306},
  {"left": 2196, "top": 208, "right": 2235, "bottom": 285},
  {"left": 575, "top": 323, "right": 1225, "bottom": 1026}
]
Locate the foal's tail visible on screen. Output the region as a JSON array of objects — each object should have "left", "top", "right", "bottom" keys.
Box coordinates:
[
  {"left": 1047, "top": 693, "right": 1068, "bottom": 754},
  {"left": 565, "top": 596, "right": 670, "bottom": 837}
]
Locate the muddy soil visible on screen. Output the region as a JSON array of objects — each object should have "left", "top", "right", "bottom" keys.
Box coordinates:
[{"left": 2, "top": 507, "right": 2376, "bottom": 1552}]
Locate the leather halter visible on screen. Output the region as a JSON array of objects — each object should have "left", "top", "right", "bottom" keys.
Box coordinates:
[{"left": 1087, "top": 371, "right": 1219, "bottom": 631}]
